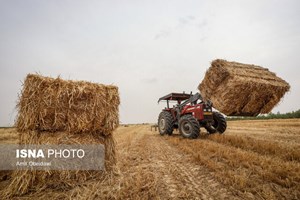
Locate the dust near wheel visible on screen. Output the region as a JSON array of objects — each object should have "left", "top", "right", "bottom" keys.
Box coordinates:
[
  {"left": 158, "top": 111, "right": 174, "bottom": 135},
  {"left": 179, "top": 115, "right": 200, "bottom": 139}
]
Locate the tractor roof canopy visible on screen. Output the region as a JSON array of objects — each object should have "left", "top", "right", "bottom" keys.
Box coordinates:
[{"left": 158, "top": 93, "right": 192, "bottom": 103}]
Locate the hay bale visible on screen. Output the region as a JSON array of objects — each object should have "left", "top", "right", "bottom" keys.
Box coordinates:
[
  {"left": 16, "top": 74, "right": 120, "bottom": 135},
  {"left": 2, "top": 74, "right": 120, "bottom": 198},
  {"left": 3, "top": 130, "right": 116, "bottom": 197},
  {"left": 198, "top": 59, "right": 290, "bottom": 116},
  {"left": 17, "top": 130, "right": 116, "bottom": 170}
]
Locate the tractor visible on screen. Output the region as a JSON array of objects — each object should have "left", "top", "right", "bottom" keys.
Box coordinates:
[{"left": 157, "top": 92, "right": 226, "bottom": 139}]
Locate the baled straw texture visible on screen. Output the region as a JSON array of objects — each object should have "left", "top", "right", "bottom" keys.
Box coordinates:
[
  {"left": 198, "top": 59, "right": 290, "bottom": 116},
  {"left": 3, "top": 130, "right": 116, "bottom": 198},
  {"left": 2, "top": 74, "right": 119, "bottom": 198},
  {"left": 16, "top": 74, "right": 120, "bottom": 135}
]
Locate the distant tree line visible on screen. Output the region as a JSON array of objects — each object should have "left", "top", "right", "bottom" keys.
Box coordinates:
[{"left": 226, "top": 109, "right": 300, "bottom": 121}]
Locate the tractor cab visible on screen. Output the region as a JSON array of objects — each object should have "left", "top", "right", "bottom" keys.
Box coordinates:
[{"left": 158, "top": 92, "right": 193, "bottom": 109}]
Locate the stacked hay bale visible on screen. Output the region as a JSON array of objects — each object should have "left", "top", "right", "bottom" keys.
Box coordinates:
[
  {"left": 199, "top": 59, "right": 290, "bottom": 116},
  {"left": 4, "top": 74, "right": 120, "bottom": 197}
]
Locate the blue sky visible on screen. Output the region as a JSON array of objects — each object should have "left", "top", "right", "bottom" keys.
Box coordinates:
[{"left": 0, "top": 0, "right": 299, "bottom": 125}]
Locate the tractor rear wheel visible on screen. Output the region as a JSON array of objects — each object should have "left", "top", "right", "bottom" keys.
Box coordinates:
[
  {"left": 206, "top": 111, "right": 227, "bottom": 134},
  {"left": 158, "top": 111, "right": 174, "bottom": 135},
  {"left": 179, "top": 115, "right": 200, "bottom": 139}
]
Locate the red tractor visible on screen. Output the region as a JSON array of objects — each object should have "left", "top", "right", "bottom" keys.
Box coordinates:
[{"left": 158, "top": 92, "right": 226, "bottom": 139}]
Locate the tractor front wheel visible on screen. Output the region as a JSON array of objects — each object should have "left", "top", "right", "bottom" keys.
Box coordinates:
[
  {"left": 158, "top": 111, "right": 174, "bottom": 135},
  {"left": 206, "top": 112, "right": 227, "bottom": 134},
  {"left": 179, "top": 115, "right": 200, "bottom": 139}
]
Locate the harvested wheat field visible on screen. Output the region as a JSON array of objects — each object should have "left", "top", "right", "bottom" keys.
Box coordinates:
[{"left": 0, "top": 118, "right": 299, "bottom": 199}]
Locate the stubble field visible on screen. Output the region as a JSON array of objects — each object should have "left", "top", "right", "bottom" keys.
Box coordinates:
[{"left": 0, "top": 118, "right": 299, "bottom": 199}]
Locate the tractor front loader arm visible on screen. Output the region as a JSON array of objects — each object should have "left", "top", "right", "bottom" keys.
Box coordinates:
[{"left": 179, "top": 93, "right": 202, "bottom": 109}]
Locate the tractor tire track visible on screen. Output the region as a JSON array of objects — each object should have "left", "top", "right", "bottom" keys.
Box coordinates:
[{"left": 140, "top": 130, "right": 240, "bottom": 200}]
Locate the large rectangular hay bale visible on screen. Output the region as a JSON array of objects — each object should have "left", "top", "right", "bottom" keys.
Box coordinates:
[
  {"left": 3, "top": 130, "right": 116, "bottom": 197},
  {"left": 3, "top": 73, "right": 119, "bottom": 198},
  {"left": 198, "top": 59, "right": 290, "bottom": 116},
  {"left": 16, "top": 74, "right": 120, "bottom": 134}
]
